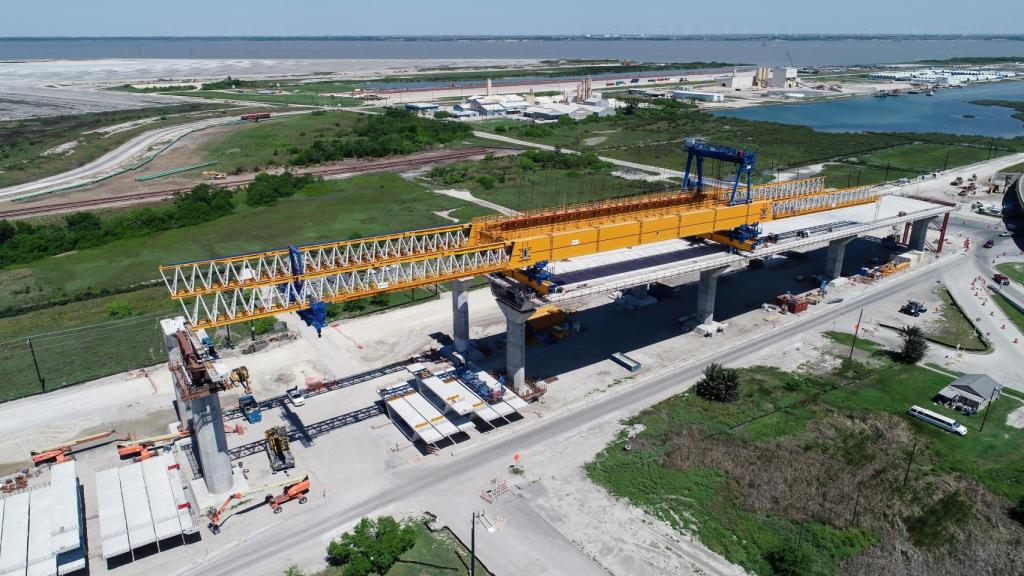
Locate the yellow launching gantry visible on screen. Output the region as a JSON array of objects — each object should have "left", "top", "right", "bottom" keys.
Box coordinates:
[{"left": 159, "top": 173, "right": 880, "bottom": 334}]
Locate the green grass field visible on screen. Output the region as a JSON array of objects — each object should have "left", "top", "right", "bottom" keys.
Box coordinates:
[
  {"left": 995, "top": 261, "right": 1024, "bottom": 283},
  {"left": 165, "top": 90, "right": 361, "bottom": 108},
  {"left": 858, "top": 143, "right": 998, "bottom": 173},
  {"left": 924, "top": 286, "right": 989, "bottom": 351},
  {"left": 201, "top": 110, "right": 361, "bottom": 173},
  {"left": 990, "top": 290, "right": 1024, "bottom": 334},
  {"left": 0, "top": 103, "right": 230, "bottom": 188},
  {"left": 587, "top": 337, "right": 1024, "bottom": 575},
  {"left": 0, "top": 173, "right": 493, "bottom": 310}
]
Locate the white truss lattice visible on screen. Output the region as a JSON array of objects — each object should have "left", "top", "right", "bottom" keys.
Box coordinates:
[
  {"left": 161, "top": 227, "right": 470, "bottom": 297},
  {"left": 179, "top": 246, "right": 509, "bottom": 327}
]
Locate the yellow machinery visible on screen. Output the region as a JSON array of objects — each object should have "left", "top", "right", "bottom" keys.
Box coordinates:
[{"left": 159, "top": 176, "right": 880, "bottom": 330}]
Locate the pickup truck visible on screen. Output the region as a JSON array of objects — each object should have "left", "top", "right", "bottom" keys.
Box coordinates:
[{"left": 238, "top": 394, "right": 262, "bottom": 423}]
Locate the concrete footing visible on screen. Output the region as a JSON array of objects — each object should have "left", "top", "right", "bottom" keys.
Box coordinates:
[
  {"left": 696, "top": 266, "right": 729, "bottom": 325},
  {"left": 825, "top": 236, "right": 856, "bottom": 279},
  {"left": 451, "top": 278, "right": 472, "bottom": 353},
  {"left": 496, "top": 301, "right": 533, "bottom": 397}
]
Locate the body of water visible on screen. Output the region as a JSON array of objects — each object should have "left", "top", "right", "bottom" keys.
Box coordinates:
[
  {"left": 2, "top": 37, "right": 1024, "bottom": 67},
  {"left": 714, "top": 81, "right": 1024, "bottom": 137}
]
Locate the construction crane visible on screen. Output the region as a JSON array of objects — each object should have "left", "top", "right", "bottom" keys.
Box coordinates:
[
  {"left": 681, "top": 138, "right": 757, "bottom": 205},
  {"left": 32, "top": 430, "right": 118, "bottom": 465},
  {"left": 207, "top": 474, "right": 311, "bottom": 534},
  {"left": 265, "top": 426, "right": 295, "bottom": 472},
  {"left": 160, "top": 143, "right": 881, "bottom": 333}
]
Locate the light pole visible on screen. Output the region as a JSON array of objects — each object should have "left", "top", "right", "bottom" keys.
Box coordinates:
[{"left": 470, "top": 510, "right": 482, "bottom": 576}]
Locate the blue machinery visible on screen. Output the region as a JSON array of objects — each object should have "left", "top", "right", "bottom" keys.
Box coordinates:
[
  {"left": 286, "top": 245, "right": 328, "bottom": 336},
  {"left": 682, "top": 138, "right": 757, "bottom": 206}
]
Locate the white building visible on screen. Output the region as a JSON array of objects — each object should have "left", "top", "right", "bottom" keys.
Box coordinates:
[
  {"left": 769, "top": 67, "right": 799, "bottom": 88},
  {"left": 467, "top": 94, "right": 528, "bottom": 117},
  {"left": 672, "top": 90, "right": 724, "bottom": 103}
]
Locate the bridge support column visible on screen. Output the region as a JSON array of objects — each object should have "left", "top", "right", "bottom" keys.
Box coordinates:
[
  {"left": 496, "top": 301, "right": 532, "bottom": 396},
  {"left": 451, "top": 278, "right": 472, "bottom": 353},
  {"left": 696, "top": 266, "right": 729, "bottom": 325},
  {"left": 908, "top": 217, "right": 934, "bottom": 251},
  {"left": 190, "top": 394, "right": 233, "bottom": 494},
  {"left": 825, "top": 236, "right": 856, "bottom": 279}
]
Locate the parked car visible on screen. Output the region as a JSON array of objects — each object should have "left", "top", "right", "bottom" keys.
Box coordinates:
[
  {"left": 900, "top": 301, "right": 927, "bottom": 317},
  {"left": 994, "top": 273, "right": 1010, "bottom": 286},
  {"left": 286, "top": 387, "right": 306, "bottom": 407},
  {"left": 983, "top": 239, "right": 995, "bottom": 249}
]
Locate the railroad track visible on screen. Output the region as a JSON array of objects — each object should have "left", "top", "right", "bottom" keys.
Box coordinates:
[{"left": 0, "top": 147, "right": 512, "bottom": 219}]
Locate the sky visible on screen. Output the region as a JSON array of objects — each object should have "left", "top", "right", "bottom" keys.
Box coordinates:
[{"left": 2, "top": 0, "right": 1023, "bottom": 36}]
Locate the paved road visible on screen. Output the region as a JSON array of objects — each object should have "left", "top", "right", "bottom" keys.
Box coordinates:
[
  {"left": 168, "top": 253, "right": 961, "bottom": 576},
  {"left": 0, "top": 110, "right": 311, "bottom": 200}
]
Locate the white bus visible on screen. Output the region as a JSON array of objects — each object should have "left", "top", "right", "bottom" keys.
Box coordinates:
[{"left": 907, "top": 405, "right": 968, "bottom": 436}]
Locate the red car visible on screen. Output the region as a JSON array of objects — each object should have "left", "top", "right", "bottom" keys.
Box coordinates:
[{"left": 983, "top": 239, "right": 995, "bottom": 249}]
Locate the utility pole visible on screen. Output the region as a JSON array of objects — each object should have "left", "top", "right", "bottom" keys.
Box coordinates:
[
  {"left": 470, "top": 510, "right": 479, "bottom": 576},
  {"left": 883, "top": 161, "right": 890, "bottom": 184},
  {"left": 849, "top": 308, "right": 864, "bottom": 360},
  {"left": 851, "top": 481, "right": 863, "bottom": 526},
  {"left": 979, "top": 386, "right": 997, "bottom": 432},
  {"left": 942, "top": 147, "right": 951, "bottom": 171},
  {"left": 27, "top": 338, "right": 45, "bottom": 392}
]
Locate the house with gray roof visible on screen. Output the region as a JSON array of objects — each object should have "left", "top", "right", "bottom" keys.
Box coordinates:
[{"left": 935, "top": 374, "right": 1002, "bottom": 411}]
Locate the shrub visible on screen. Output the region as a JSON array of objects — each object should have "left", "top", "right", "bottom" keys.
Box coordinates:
[
  {"left": 695, "top": 362, "right": 740, "bottom": 403},
  {"left": 474, "top": 174, "right": 496, "bottom": 190},
  {"left": 326, "top": 516, "right": 416, "bottom": 576},
  {"left": 106, "top": 300, "right": 135, "bottom": 318},
  {"left": 1010, "top": 497, "right": 1024, "bottom": 525},
  {"left": 765, "top": 542, "right": 814, "bottom": 576}
]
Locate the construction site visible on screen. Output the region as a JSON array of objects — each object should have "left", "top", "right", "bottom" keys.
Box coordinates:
[{"left": 0, "top": 129, "right": 987, "bottom": 575}]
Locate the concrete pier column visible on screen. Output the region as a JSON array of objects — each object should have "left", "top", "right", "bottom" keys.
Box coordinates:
[
  {"left": 496, "top": 301, "right": 533, "bottom": 396},
  {"left": 451, "top": 278, "right": 472, "bottom": 353},
  {"left": 908, "top": 217, "right": 933, "bottom": 251},
  {"left": 696, "top": 266, "right": 729, "bottom": 325},
  {"left": 160, "top": 317, "right": 192, "bottom": 428},
  {"left": 190, "top": 394, "right": 233, "bottom": 494},
  {"left": 825, "top": 236, "right": 856, "bottom": 279}
]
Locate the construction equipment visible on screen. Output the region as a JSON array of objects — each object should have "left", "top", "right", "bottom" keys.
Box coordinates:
[
  {"left": 202, "top": 170, "right": 227, "bottom": 180},
  {"left": 116, "top": 429, "right": 190, "bottom": 460},
  {"left": 230, "top": 366, "right": 252, "bottom": 393},
  {"left": 32, "top": 430, "right": 118, "bottom": 465},
  {"left": 159, "top": 140, "right": 885, "bottom": 333},
  {"left": 239, "top": 394, "right": 262, "bottom": 423},
  {"left": 169, "top": 328, "right": 235, "bottom": 401},
  {"left": 240, "top": 112, "right": 271, "bottom": 122},
  {"left": 265, "top": 426, "right": 295, "bottom": 472},
  {"left": 207, "top": 475, "right": 310, "bottom": 534},
  {"left": 682, "top": 138, "right": 756, "bottom": 206}
]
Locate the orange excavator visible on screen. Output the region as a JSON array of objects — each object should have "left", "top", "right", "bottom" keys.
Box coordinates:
[
  {"left": 32, "top": 430, "right": 118, "bottom": 465},
  {"left": 116, "top": 429, "right": 191, "bottom": 462},
  {"left": 207, "top": 474, "right": 311, "bottom": 534}
]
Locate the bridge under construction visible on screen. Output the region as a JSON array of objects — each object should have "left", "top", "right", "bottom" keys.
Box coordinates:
[{"left": 156, "top": 142, "right": 954, "bottom": 495}]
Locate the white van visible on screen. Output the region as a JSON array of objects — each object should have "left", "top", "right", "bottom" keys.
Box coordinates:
[{"left": 907, "top": 405, "right": 967, "bottom": 435}]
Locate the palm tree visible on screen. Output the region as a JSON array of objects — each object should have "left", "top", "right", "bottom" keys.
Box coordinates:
[{"left": 898, "top": 325, "right": 928, "bottom": 364}]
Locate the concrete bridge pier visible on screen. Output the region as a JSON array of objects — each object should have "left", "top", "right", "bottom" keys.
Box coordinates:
[
  {"left": 451, "top": 278, "right": 472, "bottom": 353},
  {"left": 696, "top": 265, "right": 729, "bottom": 325},
  {"left": 190, "top": 394, "right": 233, "bottom": 494},
  {"left": 496, "top": 301, "right": 533, "bottom": 396},
  {"left": 908, "top": 217, "right": 934, "bottom": 251},
  {"left": 825, "top": 236, "right": 856, "bottom": 279}
]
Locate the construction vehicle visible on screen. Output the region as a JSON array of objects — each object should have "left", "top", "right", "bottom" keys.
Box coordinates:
[
  {"left": 240, "top": 112, "right": 271, "bottom": 122},
  {"left": 32, "top": 430, "right": 118, "bottom": 465},
  {"left": 265, "top": 426, "right": 295, "bottom": 472},
  {"left": 116, "top": 429, "right": 190, "bottom": 461},
  {"left": 239, "top": 394, "right": 262, "bottom": 423},
  {"left": 951, "top": 176, "right": 963, "bottom": 186},
  {"left": 201, "top": 170, "right": 227, "bottom": 180},
  {"left": 207, "top": 475, "right": 310, "bottom": 534},
  {"left": 230, "top": 366, "right": 252, "bottom": 393}
]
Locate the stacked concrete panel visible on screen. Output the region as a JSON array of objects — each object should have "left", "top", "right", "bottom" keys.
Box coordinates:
[
  {"left": 141, "top": 458, "right": 181, "bottom": 541},
  {"left": 95, "top": 469, "right": 130, "bottom": 559},
  {"left": 119, "top": 464, "right": 157, "bottom": 549},
  {"left": 163, "top": 455, "right": 197, "bottom": 535},
  {"left": 26, "top": 489, "right": 56, "bottom": 576},
  {"left": 0, "top": 492, "right": 29, "bottom": 576}
]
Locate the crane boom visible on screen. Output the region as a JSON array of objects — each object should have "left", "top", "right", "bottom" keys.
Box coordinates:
[{"left": 161, "top": 151, "right": 882, "bottom": 331}]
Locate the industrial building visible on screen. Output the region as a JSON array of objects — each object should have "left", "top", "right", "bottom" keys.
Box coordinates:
[
  {"left": 869, "top": 68, "right": 1017, "bottom": 85},
  {"left": 672, "top": 90, "right": 724, "bottom": 103}
]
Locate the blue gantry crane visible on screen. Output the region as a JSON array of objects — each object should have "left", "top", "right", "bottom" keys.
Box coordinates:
[{"left": 682, "top": 138, "right": 757, "bottom": 206}]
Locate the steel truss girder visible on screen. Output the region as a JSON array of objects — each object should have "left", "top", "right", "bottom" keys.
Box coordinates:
[
  {"left": 771, "top": 187, "right": 879, "bottom": 218},
  {"left": 160, "top": 225, "right": 471, "bottom": 298},
  {"left": 179, "top": 246, "right": 510, "bottom": 329}
]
